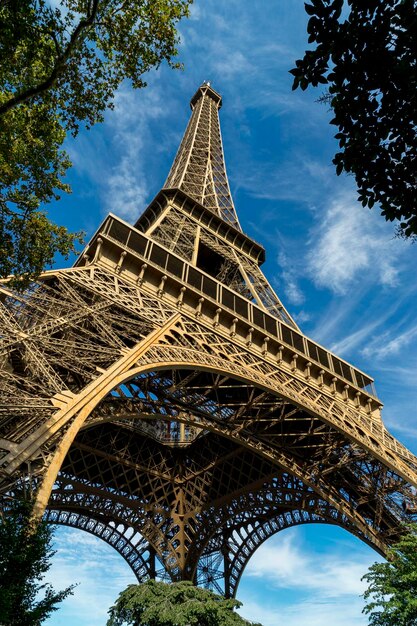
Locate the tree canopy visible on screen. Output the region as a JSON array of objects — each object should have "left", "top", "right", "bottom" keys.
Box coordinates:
[
  {"left": 290, "top": 0, "right": 417, "bottom": 240},
  {"left": 106, "top": 580, "right": 263, "bottom": 626},
  {"left": 0, "top": 0, "right": 191, "bottom": 286},
  {"left": 362, "top": 524, "right": 417, "bottom": 625},
  {"left": 0, "top": 498, "right": 74, "bottom": 626}
]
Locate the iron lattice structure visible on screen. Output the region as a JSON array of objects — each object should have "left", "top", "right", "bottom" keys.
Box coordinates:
[{"left": 1, "top": 83, "right": 417, "bottom": 597}]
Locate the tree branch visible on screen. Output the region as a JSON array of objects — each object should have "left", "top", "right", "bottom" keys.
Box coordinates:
[{"left": 0, "top": 0, "right": 100, "bottom": 116}]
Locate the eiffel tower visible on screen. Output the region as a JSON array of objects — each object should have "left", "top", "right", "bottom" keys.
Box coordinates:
[{"left": 1, "top": 82, "right": 417, "bottom": 597}]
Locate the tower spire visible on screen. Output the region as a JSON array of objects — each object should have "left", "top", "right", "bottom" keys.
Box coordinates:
[{"left": 164, "top": 83, "right": 241, "bottom": 230}]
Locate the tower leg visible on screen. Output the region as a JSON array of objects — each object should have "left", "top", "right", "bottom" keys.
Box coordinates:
[
  {"left": 148, "top": 545, "right": 157, "bottom": 580},
  {"left": 222, "top": 539, "right": 231, "bottom": 598}
]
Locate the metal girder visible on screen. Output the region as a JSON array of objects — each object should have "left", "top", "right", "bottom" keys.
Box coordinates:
[
  {"left": 44, "top": 508, "right": 155, "bottom": 581},
  {"left": 1, "top": 84, "right": 417, "bottom": 596},
  {"left": 164, "top": 83, "right": 240, "bottom": 230}
]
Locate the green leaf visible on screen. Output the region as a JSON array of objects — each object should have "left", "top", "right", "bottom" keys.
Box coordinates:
[
  {"left": 0, "top": 498, "right": 75, "bottom": 625},
  {"left": 304, "top": 3, "right": 317, "bottom": 16},
  {"left": 107, "top": 580, "right": 263, "bottom": 626},
  {"left": 0, "top": 0, "right": 192, "bottom": 281},
  {"left": 362, "top": 525, "right": 417, "bottom": 625},
  {"left": 291, "top": 0, "right": 417, "bottom": 239}
]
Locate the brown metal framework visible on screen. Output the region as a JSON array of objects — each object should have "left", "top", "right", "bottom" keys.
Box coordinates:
[{"left": 1, "top": 82, "right": 417, "bottom": 597}]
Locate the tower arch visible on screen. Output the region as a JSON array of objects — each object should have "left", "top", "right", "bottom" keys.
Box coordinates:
[
  {"left": 44, "top": 508, "right": 154, "bottom": 582},
  {"left": 1, "top": 84, "right": 417, "bottom": 596}
]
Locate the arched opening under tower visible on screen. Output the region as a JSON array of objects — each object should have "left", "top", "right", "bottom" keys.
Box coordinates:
[
  {"left": 236, "top": 524, "right": 380, "bottom": 626},
  {"left": 44, "top": 526, "right": 136, "bottom": 626},
  {"left": 43, "top": 521, "right": 380, "bottom": 626},
  {"left": 41, "top": 363, "right": 402, "bottom": 600}
]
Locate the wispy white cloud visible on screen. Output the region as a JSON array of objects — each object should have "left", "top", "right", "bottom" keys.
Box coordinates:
[
  {"left": 232, "top": 155, "right": 334, "bottom": 204},
  {"left": 243, "top": 531, "right": 369, "bottom": 598},
  {"left": 236, "top": 530, "right": 376, "bottom": 626},
  {"left": 46, "top": 528, "right": 135, "bottom": 626},
  {"left": 295, "top": 309, "right": 311, "bottom": 324},
  {"left": 307, "top": 192, "right": 402, "bottom": 295},
  {"left": 66, "top": 78, "right": 177, "bottom": 225},
  {"left": 103, "top": 85, "right": 167, "bottom": 221},
  {"left": 277, "top": 251, "right": 305, "bottom": 306},
  {"left": 306, "top": 268, "right": 417, "bottom": 360},
  {"left": 212, "top": 50, "right": 255, "bottom": 80},
  {"left": 362, "top": 323, "right": 417, "bottom": 361},
  {"left": 376, "top": 356, "right": 417, "bottom": 389},
  {"left": 387, "top": 420, "right": 417, "bottom": 442},
  {"left": 239, "top": 596, "right": 367, "bottom": 626},
  {"left": 329, "top": 321, "right": 382, "bottom": 356}
]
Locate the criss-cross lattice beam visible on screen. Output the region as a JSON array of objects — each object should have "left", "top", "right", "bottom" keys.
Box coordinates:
[
  {"left": 44, "top": 508, "right": 154, "bottom": 581},
  {"left": 164, "top": 83, "right": 241, "bottom": 230},
  {"left": 1, "top": 262, "right": 417, "bottom": 591}
]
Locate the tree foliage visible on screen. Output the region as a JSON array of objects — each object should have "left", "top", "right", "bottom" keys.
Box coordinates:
[
  {"left": 0, "top": 498, "right": 74, "bottom": 626},
  {"left": 290, "top": 0, "right": 417, "bottom": 239},
  {"left": 106, "top": 580, "right": 263, "bottom": 626},
  {"left": 362, "top": 524, "right": 417, "bottom": 625},
  {"left": 0, "top": 0, "right": 191, "bottom": 286}
]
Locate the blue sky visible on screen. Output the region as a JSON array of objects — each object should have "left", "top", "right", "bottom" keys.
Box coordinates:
[{"left": 44, "top": 1, "right": 417, "bottom": 625}]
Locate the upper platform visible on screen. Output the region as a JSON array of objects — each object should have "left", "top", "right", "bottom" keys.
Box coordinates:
[
  {"left": 135, "top": 188, "right": 266, "bottom": 266},
  {"left": 190, "top": 82, "right": 222, "bottom": 109}
]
